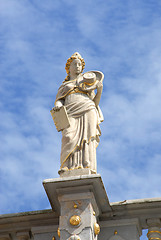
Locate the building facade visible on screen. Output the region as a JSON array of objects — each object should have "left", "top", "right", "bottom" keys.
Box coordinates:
[{"left": 0, "top": 175, "right": 161, "bottom": 240}]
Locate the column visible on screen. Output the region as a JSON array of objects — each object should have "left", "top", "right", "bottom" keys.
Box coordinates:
[
  {"left": 43, "top": 174, "right": 112, "bottom": 240},
  {"left": 147, "top": 218, "right": 161, "bottom": 240}
]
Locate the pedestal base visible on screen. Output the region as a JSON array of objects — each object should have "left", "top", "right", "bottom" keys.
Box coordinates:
[
  {"left": 43, "top": 174, "right": 112, "bottom": 240},
  {"left": 43, "top": 174, "right": 111, "bottom": 214},
  {"left": 43, "top": 174, "right": 142, "bottom": 240},
  {"left": 59, "top": 168, "right": 96, "bottom": 178}
]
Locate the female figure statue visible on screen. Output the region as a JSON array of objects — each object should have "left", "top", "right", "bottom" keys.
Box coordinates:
[{"left": 53, "top": 52, "right": 104, "bottom": 175}]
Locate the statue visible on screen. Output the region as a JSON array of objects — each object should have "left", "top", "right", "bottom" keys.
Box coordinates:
[{"left": 51, "top": 52, "right": 104, "bottom": 175}]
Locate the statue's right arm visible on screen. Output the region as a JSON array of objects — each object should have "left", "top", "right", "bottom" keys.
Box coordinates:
[{"left": 52, "top": 99, "right": 64, "bottom": 111}]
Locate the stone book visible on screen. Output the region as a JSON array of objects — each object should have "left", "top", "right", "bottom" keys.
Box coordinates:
[{"left": 50, "top": 106, "right": 70, "bottom": 132}]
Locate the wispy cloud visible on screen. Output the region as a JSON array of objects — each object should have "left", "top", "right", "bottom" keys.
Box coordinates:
[{"left": 0, "top": 0, "right": 161, "bottom": 220}]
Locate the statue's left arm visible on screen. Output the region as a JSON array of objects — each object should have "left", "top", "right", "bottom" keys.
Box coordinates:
[{"left": 93, "top": 81, "right": 103, "bottom": 107}]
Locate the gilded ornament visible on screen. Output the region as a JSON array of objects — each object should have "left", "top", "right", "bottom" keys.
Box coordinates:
[
  {"left": 147, "top": 231, "right": 161, "bottom": 236},
  {"left": 149, "top": 238, "right": 161, "bottom": 240},
  {"left": 57, "top": 228, "right": 60, "bottom": 238},
  {"left": 114, "top": 230, "right": 118, "bottom": 235},
  {"left": 74, "top": 203, "right": 78, "bottom": 208},
  {"left": 93, "top": 211, "right": 96, "bottom": 216},
  {"left": 52, "top": 237, "right": 56, "bottom": 240},
  {"left": 69, "top": 215, "right": 81, "bottom": 226},
  {"left": 94, "top": 223, "right": 100, "bottom": 235}
]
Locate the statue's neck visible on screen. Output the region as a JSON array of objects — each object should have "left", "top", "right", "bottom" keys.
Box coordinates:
[
  {"left": 69, "top": 73, "right": 82, "bottom": 81},
  {"left": 69, "top": 73, "right": 81, "bottom": 81}
]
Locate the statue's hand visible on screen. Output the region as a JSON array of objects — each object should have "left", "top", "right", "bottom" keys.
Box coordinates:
[
  {"left": 52, "top": 106, "right": 61, "bottom": 112},
  {"left": 96, "top": 81, "right": 103, "bottom": 94},
  {"left": 53, "top": 100, "right": 64, "bottom": 111}
]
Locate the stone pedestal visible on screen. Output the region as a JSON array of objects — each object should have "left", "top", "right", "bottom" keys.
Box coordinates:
[
  {"left": 43, "top": 174, "right": 112, "bottom": 240},
  {"left": 58, "top": 168, "right": 95, "bottom": 178},
  {"left": 43, "top": 174, "right": 143, "bottom": 240}
]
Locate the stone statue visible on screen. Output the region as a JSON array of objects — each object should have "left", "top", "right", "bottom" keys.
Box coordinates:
[{"left": 51, "top": 52, "right": 104, "bottom": 176}]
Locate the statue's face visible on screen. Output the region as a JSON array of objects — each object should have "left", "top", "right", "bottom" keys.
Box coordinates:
[{"left": 69, "top": 59, "right": 82, "bottom": 75}]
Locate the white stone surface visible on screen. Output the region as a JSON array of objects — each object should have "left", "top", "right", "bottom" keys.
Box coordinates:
[
  {"left": 100, "top": 218, "right": 142, "bottom": 236},
  {"left": 58, "top": 192, "right": 97, "bottom": 237},
  {"left": 59, "top": 168, "right": 94, "bottom": 177},
  {"left": 53, "top": 52, "right": 104, "bottom": 175},
  {"left": 100, "top": 225, "right": 140, "bottom": 240},
  {"left": 50, "top": 106, "right": 70, "bottom": 132},
  {"left": 2, "top": 197, "right": 161, "bottom": 240},
  {"left": 43, "top": 174, "right": 110, "bottom": 240},
  {"left": 43, "top": 174, "right": 111, "bottom": 214}
]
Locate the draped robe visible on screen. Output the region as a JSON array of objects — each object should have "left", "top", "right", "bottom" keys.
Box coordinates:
[{"left": 55, "top": 79, "right": 103, "bottom": 173}]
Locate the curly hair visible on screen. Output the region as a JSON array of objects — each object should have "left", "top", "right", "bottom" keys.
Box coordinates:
[{"left": 65, "top": 52, "right": 85, "bottom": 81}]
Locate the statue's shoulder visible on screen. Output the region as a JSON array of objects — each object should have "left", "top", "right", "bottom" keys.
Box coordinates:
[
  {"left": 56, "top": 80, "right": 76, "bottom": 100},
  {"left": 62, "top": 79, "right": 77, "bottom": 85},
  {"left": 57, "top": 80, "right": 73, "bottom": 90}
]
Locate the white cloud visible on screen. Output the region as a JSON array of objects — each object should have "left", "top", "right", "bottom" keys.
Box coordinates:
[{"left": 0, "top": 0, "right": 161, "bottom": 218}]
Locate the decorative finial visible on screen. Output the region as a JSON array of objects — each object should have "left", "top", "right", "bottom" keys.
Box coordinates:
[
  {"left": 94, "top": 223, "right": 100, "bottom": 235},
  {"left": 71, "top": 52, "right": 82, "bottom": 58},
  {"left": 57, "top": 228, "right": 60, "bottom": 238},
  {"left": 74, "top": 202, "right": 78, "bottom": 208}
]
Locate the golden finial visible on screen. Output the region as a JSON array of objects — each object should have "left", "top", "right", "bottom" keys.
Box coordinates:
[
  {"left": 57, "top": 228, "right": 60, "bottom": 238},
  {"left": 114, "top": 230, "right": 118, "bottom": 235},
  {"left": 94, "top": 223, "right": 100, "bottom": 235},
  {"left": 74, "top": 202, "right": 78, "bottom": 208}
]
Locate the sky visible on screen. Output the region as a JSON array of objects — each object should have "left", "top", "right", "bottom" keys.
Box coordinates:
[{"left": 0, "top": 0, "right": 161, "bottom": 237}]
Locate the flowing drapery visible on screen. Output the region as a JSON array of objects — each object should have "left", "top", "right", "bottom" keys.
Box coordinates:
[{"left": 55, "top": 80, "right": 103, "bottom": 172}]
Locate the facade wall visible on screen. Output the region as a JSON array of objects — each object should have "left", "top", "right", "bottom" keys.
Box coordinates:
[{"left": 0, "top": 201, "right": 161, "bottom": 240}]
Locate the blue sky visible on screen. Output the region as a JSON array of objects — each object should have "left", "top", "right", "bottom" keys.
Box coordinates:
[{"left": 0, "top": 1, "right": 161, "bottom": 230}]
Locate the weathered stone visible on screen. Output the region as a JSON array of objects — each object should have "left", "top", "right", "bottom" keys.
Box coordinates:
[
  {"left": 52, "top": 52, "right": 104, "bottom": 176},
  {"left": 43, "top": 174, "right": 111, "bottom": 240}
]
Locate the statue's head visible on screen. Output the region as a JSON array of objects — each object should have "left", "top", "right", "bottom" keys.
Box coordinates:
[{"left": 65, "top": 52, "right": 85, "bottom": 81}]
